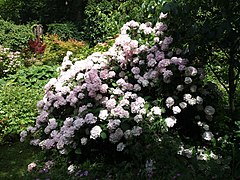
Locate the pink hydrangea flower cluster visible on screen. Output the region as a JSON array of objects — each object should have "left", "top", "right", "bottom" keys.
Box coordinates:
[{"left": 21, "top": 14, "right": 215, "bottom": 155}]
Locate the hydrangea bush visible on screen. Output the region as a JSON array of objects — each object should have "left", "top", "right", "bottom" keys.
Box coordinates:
[
  {"left": 0, "top": 45, "right": 22, "bottom": 78},
  {"left": 21, "top": 13, "right": 216, "bottom": 158}
]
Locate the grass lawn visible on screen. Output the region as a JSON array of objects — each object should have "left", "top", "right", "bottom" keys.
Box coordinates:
[{"left": 0, "top": 141, "right": 40, "bottom": 180}]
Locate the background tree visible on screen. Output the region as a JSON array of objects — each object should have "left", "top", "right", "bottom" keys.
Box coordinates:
[
  {"left": 162, "top": 0, "right": 240, "bottom": 116},
  {"left": 0, "top": 0, "right": 87, "bottom": 25}
]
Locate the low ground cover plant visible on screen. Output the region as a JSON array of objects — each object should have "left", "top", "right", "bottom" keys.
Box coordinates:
[{"left": 0, "top": 65, "right": 58, "bottom": 144}]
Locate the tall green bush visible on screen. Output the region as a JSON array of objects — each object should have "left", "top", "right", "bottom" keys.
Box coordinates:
[
  {"left": 83, "top": 0, "right": 165, "bottom": 46},
  {"left": 0, "top": 19, "right": 34, "bottom": 51},
  {"left": 47, "top": 22, "right": 81, "bottom": 41}
]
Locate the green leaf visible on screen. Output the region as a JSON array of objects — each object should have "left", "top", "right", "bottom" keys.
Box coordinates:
[
  {"left": 75, "top": 148, "right": 82, "bottom": 155},
  {"left": 100, "top": 132, "right": 107, "bottom": 139},
  {"left": 121, "top": 121, "right": 130, "bottom": 131},
  {"left": 112, "top": 82, "right": 117, "bottom": 87}
]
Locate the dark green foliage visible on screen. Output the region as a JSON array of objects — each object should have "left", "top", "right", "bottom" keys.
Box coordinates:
[
  {"left": 162, "top": 0, "right": 240, "bottom": 114},
  {"left": 0, "top": 0, "right": 87, "bottom": 25},
  {"left": 47, "top": 22, "right": 81, "bottom": 41},
  {"left": 0, "top": 19, "right": 34, "bottom": 51}
]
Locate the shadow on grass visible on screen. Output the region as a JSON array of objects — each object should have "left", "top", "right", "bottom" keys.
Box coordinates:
[{"left": 0, "top": 141, "right": 40, "bottom": 180}]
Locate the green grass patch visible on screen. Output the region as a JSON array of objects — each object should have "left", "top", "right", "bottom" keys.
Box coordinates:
[{"left": 0, "top": 142, "right": 41, "bottom": 179}]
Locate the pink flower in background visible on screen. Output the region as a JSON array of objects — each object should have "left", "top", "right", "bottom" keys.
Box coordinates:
[
  {"left": 159, "top": 12, "right": 168, "bottom": 19},
  {"left": 106, "top": 98, "right": 117, "bottom": 110},
  {"left": 185, "top": 66, "right": 198, "bottom": 76},
  {"left": 117, "top": 142, "right": 126, "bottom": 151},
  {"left": 204, "top": 106, "right": 215, "bottom": 116},
  {"left": 107, "top": 119, "right": 121, "bottom": 131},
  {"left": 163, "top": 36, "right": 173, "bottom": 45},
  {"left": 100, "top": 69, "right": 109, "bottom": 80},
  {"left": 109, "top": 128, "right": 124, "bottom": 143},
  {"left": 28, "top": 162, "right": 37, "bottom": 172},
  {"left": 131, "top": 126, "right": 142, "bottom": 136},
  {"left": 184, "top": 77, "right": 192, "bottom": 84},
  {"left": 131, "top": 67, "right": 140, "bottom": 75},
  {"left": 158, "top": 59, "right": 171, "bottom": 68}
]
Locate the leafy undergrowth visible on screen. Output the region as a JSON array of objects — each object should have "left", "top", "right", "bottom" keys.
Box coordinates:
[{"left": 0, "top": 65, "right": 59, "bottom": 144}]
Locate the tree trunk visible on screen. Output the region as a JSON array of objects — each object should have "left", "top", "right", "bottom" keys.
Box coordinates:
[{"left": 228, "top": 52, "right": 236, "bottom": 116}]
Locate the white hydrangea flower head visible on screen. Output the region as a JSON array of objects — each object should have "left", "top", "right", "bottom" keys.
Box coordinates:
[
  {"left": 90, "top": 125, "right": 102, "bottom": 139},
  {"left": 172, "top": 106, "right": 181, "bottom": 114},
  {"left": 176, "top": 84, "right": 184, "bottom": 91},
  {"left": 202, "top": 131, "right": 214, "bottom": 141},
  {"left": 165, "top": 116, "right": 177, "bottom": 127},
  {"left": 190, "top": 85, "right": 197, "bottom": 92},
  {"left": 184, "top": 77, "right": 192, "bottom": 84},
  {"left": 116, "top": 142, "right": 126, "bottom": 151},
  {"left": 188, "top": 98, "right": 197, "bottom": 106},
  {"left": 67, "top": 164, "right": 76, "bottom": 174},
  {"left": 179, "top": 102, "right": 187, "bottom": 109},
  {"left": 185, "top": 66, "right": 198, "bottom": 76},
  {"left": 177, "top": 145, "right": 192, "bottom": 158},
  {"left": 165, "top": 97, "right": 175, "bottom": 108},
  {"left": 98, "top": 109, "right": 109, "bottom": 120},
  {"left": 183, "top": 94, "right": 192, "bottom": 101},
  {"left": 197, "top": 149, "right": 208, "bottom": 161},
  {"left": 81, "top": 137, "right": 88, "bottom": 145},
  {"left": 131, "top": 126, "right": 142, "bottom": 136},
  {"left": 66, "top": 51, "right": 73, "bottom": 57},
  {"left": 124, "top": 130, "right": 132, "bottom": 139},
  {"left": 151, "top": 106, "right": 162, "bottom": 115},
  {"left": 196, "top": 96, "right": 203, "bottom": 104},
  {"left": 203, "top": 124, "right": 209, "bottom": 131},
  {"left": 204, "top": 106, "right": 215, "bottom": 116},
  {"left": 133, "top": 114, "right": 143, "bottom": 123}
]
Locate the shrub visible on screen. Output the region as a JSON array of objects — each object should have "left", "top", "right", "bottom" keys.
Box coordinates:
[
  {"left": 22, "top": 14, "right": 219, "bottom": 166},
  {"left": 40, "top": 34, "right": 113, "bottom": 65},
  {"left": 28, "top": 39, "right": 47, "bottom": 55},
  {"left": 47, "top": 22, "right": 81, "bottom": 41},
  {"left": 0, "top": 19, "right": 34, "bottom": 51}
]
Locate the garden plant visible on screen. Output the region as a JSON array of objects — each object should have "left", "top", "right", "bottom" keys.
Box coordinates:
[{"left": 0, "top": 0, "right": 240, "bottom": 179}]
